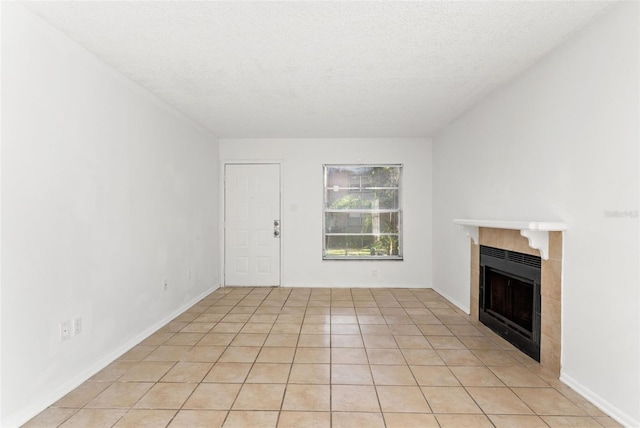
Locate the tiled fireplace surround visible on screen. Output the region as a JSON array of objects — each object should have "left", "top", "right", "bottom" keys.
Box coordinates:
[{"left": 469, "top": 228, "right": 563, "bottom": 375}]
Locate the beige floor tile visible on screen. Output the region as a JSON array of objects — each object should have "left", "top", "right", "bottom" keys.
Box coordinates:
[
  {"left": 232, "top": 383, "right": 285, "bottom": 410},
  {"left": 53, "top": 381, "right": 111, "bottom": 408},
  {"left": 389, "top": 324, "right": 422, "bottom": 335},
  {"left": 418, "top": 325, "right": 453, "bottom": 335},
  {"left": 490, "top": 366, "right": 550, "bottom": 387},
  {"left": 360, "top": 324, "right": 392, "bottom": 335},
  {"left": 435, "top": 414, "right": 494, "bottom": 428},
  {"left": 363, "top": 335, "right": 398, "bottom": 349},
  {"left": 384, "top": 412, "right": 439, "bottom": 428},
  {"left": 26, "top": 287, "right": 623, "bottom": 428},
  {"left": 294, "top": 347, "right": 330, "bottom": 363},
  {"left": 289, "top": 363, "right": 330, "bottom": 384},
  {"left": 331, "top": 364, "right": 373, "bottom": 384},
  {"left": 22, "top": 407, "right": 77, "bottom": 427},
  {"left": 282, "top": 384, "right": 331, "bottom": 411},
  {"left": 221, "top": 313, "right": 251, "bottom": 323},
  {"left": 513, "top": 388, "right": 586, "bottom": 415},
  {"left": 113, "top": 409, "right": 176, "bottom": 427},
  {"left": 304, "top": 314, "right": 331, "bottom": 323},
  {"left": 332, "top": 412, "right": 385, "bottom": 428},
  {"left": 85, "top": 382, "right": 153, "bottom": 408},
  {"left": 376, "top": 385, "right": 431, "bottom": 412},
  {"left": 240, "top": 323, "right": 272, "bottom": 333},
  {"left": 59, "top": 409, "right": 127, "bottom": 428},
  {"left": 385, "top": 315, "right": 413, "bottom": 324},
  {"left": 411, "top": 366, "right": 460, "bottom": 386},
  {"left": 168, "top": 410, "right": 227, "bottom": 428},
  {"left": 197, "top": 333, "right": 235, "bottom": 346},
  {"left": 331, "top": 385, "right": 381, "bottom": 412},
  {"left": 278, "top": 314, "right": 304, "bottom": 323},
  {"left": 139, "top": 332, "right": 176, "bottom": 346},
  {"left": 278, "top": 411, "right": 331, "bottom": 428},
  {"left": 459, "top": 335, "right": 503, "bottom": 349},
  {"left": 472, "top": 349, "right": 523, "bottom": 366},
  {"left": 134, "top": 383, "right": 197, "bottom": 409},
  {"left": 211, "top": 323, "right": 244, "bottom": 334},
  {"left": 183, "top": 383, "right": 241, "bottom": 410},
  {"left": 331, "top": 334, "right": 364, "bottom": 348},
  {"left": 402, "top": 349, "right": 445, "bottom": 365},
  {"left": 249, "top": 315, "right": 278, "bottom": 324},
  {"left": 161, "top": 362, "right": 212, "bottom": 382},
  {"left": 118, "top": 345, "right": 156, "bottom": 361},
  {"left": 263, "top": 333, "right": 298, "bottom": 347},
  {"left": 450, "top": 366, "right": 504, "bottom": 386},
  {"left": 193, "top": 313, "right": 225, "bottom": 323},
  {"left": 90, "top": 361, "right": 135, "bottom": 382},
  {"left": 165, "top": 333, "right": 205, "bottom": 346},
  {"left": 437, "top": 349, "right": 483, "bottom": 366},
  {"left": 203, "top": 362, "right": 252, "bottom": 383},
  {"left": 301, "top": 323, "right": 331, "bottom": 334},
  {"left": 421, "top": 386, "right": 482, "bottom": 413},
  {"left": 371, "top": 364, "right": 417, "bottom": 385},
  {"left": 180, "top": 346, "right": 225, "bottom": 363},
  {"left": 143, "top": 345, "right": 190, "bottom": 362},
  {"left": 331, "top": 347, "right": 369, "bottom": 364},
  {"left": 229, "top": 333, "right": 267, "bottom": 347},
  {"left": 541, "top": 415, "right": 604, "bottom": 427},
  {"left": 256, "top": 346, "right": 296, "bottom": 363},
  {"left": 467, "top": 386, "right": 534, "bottom": 414},
  {"left": 365, "top": 348, "right": 405, "bottom": 365},
  {"left": 448, "top": 324, "right": 485, "bottom": 336},
  {"left": 395, "top": 335, "right": 432, "bottom": 349},
  {"left": 245, "top": 363, "right": 291, "bottom": 383},
  {"left": 357, "top": 315, "right": 387, "bottom": 325},
  {"left": 270, "top": 323, "right": 302, "bottom": 334},
  {"left": 222, "top": 411, "right": 278, "bottom": 428},
  {"left": 427, "top": 336, "right": 466, "bottom": 349},
  {"left": 217, "top": 346, "right": 261, "bottom": 363},
  {"left": 489, "top": 414, "right": 549, "bottom": 428},
  {"left": 160, "top": 321, "right": 189, "bottom": 333},
  {"left": 180, "top": 322, "right": 215, "bottom": 333}
]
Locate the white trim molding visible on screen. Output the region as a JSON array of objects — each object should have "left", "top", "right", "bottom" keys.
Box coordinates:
[{"left": 453, "top": 219, "right": 567, "bottom": 259}]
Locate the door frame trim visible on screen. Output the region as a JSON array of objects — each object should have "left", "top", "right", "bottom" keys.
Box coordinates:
[{"left": 220, "top": 161, "right": 283, "bottom": 287}]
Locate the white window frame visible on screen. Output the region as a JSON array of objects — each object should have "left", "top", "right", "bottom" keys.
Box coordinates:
[{"left": 323, "top": 164, "right": 403, "bottom": 260}]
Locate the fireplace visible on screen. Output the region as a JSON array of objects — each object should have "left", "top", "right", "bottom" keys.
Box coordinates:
[{"left": 480, "top": 245, "right": 541, "bottom": 361}]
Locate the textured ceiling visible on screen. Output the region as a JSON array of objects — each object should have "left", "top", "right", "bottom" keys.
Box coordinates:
[{"left": 23, "top": 1, "right": 613, "bottom": 138}]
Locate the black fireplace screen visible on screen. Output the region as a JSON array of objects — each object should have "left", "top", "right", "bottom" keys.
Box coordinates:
[{"left": 480, "top": 246, "right": 541, "bottom": 361}]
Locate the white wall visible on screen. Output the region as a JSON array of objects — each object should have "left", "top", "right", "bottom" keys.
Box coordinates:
[
  {"left": 220, "top": 138, "right": 432, "bottom": 288},
  {"left": 0, "top": 4, "right": 220, "bottom": 426},
  {"left": 433, "top": 3, "right": 639, "bottom": 426}
]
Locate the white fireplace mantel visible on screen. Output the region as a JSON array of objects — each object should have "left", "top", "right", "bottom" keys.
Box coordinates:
[{"left": 453, "top": 219, "right": 567, "bottom": 260}]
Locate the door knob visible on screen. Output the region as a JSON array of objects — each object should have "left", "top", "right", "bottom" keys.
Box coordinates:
[{"left": 274, "top": 219, "right": 281, "bottom": 238}]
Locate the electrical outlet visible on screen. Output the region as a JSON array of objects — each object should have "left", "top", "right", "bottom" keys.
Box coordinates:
[
  {"left": 372, "top": 269, "right": 377, "bottom": 277},
  {"left": 73, "top": 317, "right": 82, "bottom": 336},
  {"left": 163, "top": 280, "right": 168, "bottom": 292},
  {"left": 60, "top": 321, "right": 70, "bottom": 342}
]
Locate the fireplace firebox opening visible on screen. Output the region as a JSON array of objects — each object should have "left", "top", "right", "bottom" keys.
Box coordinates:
[{"left": 479, "top": 245, "right": 541, "bottom": 361}]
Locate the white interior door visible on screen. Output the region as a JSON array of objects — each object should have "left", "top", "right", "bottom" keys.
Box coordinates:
[{"left": 224, "top": 164, "right": 281, "bottom": 286}]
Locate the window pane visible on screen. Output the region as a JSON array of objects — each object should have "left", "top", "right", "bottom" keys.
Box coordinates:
[
  {"left": 325, "top": 235, "right": 400, "bottom": 257},
  {"left": 325, "top": 166, "right": 400, "bottom": 189},
  {"left": 325, "top": 212, "right": 399, "bottom": 234},
  {"left": 325, "top": 188, "right": 399, "bottom": 210},
  {"left": 323, "top": 164, "right": 402, "bottom": 260}
]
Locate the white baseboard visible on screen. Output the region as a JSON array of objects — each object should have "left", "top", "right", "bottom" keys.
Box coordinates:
[
  {"left": 560, "top": 372, "right": 639, "bottom": 428},
  {"left": 431, "top": 285, "right": 470, "bottom": 314},
  {"left": 5, "top": 284, "right": 220, "bottom": 428}
]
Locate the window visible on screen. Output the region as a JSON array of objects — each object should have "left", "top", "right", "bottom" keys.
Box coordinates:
[{"left": 323, "top": 165, "right": 402, "bottom": 260}]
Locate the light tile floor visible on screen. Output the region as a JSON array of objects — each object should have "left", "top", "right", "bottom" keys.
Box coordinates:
[{"left": 24, "top": 287, "right": 622, "bottom": 427}]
